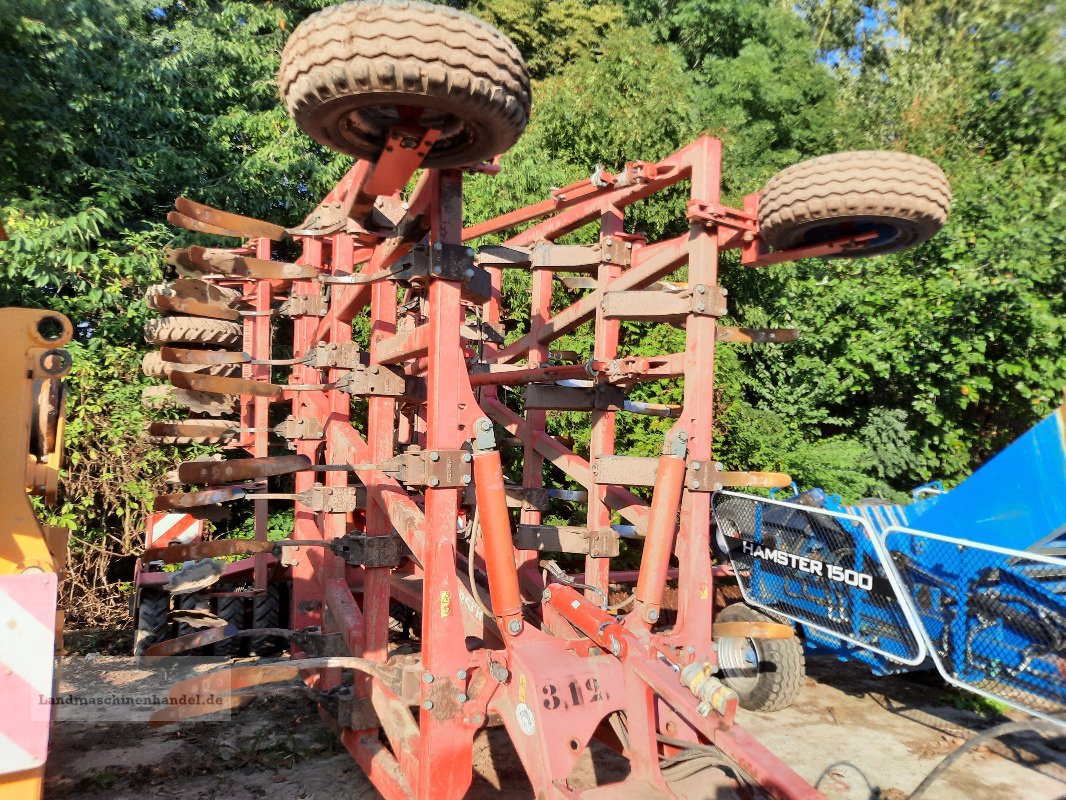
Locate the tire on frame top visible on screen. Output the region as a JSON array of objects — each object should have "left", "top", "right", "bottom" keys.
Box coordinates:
[
  {"left": 758, "top": 151, "right": 951, "bottom": 258},
  {"left": 278, "top": 0, "right": 531, "bottom": 168}
]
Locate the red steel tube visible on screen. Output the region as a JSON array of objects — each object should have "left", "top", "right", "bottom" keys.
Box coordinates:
[
  {"left": 472, "top": 449, "right": 523, "bottom": 625},
  {"left": 633, "top": 452, "right": 687, "bottom": 620}
]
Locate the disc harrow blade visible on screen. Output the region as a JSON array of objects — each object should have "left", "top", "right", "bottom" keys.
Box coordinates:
[
  {"left": 177, "top": 454, "right": 313, "bottom": 484},
  {"left": 175, "top": 197, "right": 287, "bottom": 241},
  {"left": 169, "top": 371, "right": 284, "bottom": 399}
]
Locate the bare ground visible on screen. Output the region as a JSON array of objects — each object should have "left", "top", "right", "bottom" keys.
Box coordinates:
[{"left": 43, "top": 654, "right": 1065, "bottom": 800}]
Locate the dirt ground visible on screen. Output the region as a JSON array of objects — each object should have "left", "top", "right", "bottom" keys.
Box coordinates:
[{"left": 43, "top": 653, "right": 1064, "bottom": 800}]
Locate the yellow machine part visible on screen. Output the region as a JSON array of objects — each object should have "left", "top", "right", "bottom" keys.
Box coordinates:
[{"left": 0, "top": 308, "right": 73, "bottom": 800}]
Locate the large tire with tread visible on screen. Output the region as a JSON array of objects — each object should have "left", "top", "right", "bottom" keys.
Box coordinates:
[
  {"left": 716, "top": 602, "right": 804, "bottom": 712},
  {"left": 141, "top": 351, "right": 240, "bottom": 379},
  {"left": 758, "top": 151, "right": 951, "bottom": 258},
  {"left": 133, "top": 589, "right": 170, "bottom": 658},
  {"left": 144, "top": 316, "right": 242, "bottom": 348},
  {"left": 214, "top": 595, "right": 246, "bottom": 658},
  {"left": 249, "top": 583, "right": 284, "bottom": 656},
  {"left": 278, "top": 0, "right": 531, "bottom": 167}
]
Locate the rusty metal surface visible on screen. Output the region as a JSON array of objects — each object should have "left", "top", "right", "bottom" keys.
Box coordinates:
[
  {"left": 178, "top": 454, "right": 312, "bottom": 484},
  {"left": 144, "top": 538, "right": 274, "bottom": 564},
  {"left": 160, "top": 347, "right": 252, "bottom": 365},
  {"left": 170, "top": 371, "right": 284, "bottom": 398},
  {"left": 153, "top": 486, "right": 249, "bottom": 511},
  {"left": 188, "top": 245, "right": 318, "bottom": 279},
  {"left": 175, "top": 196, "right": 287, "bottom": 240}
]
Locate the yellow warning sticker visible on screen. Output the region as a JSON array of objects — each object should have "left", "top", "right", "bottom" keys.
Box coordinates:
[{"left": 440, "top": 590, "right": 451, "bottom": 618}]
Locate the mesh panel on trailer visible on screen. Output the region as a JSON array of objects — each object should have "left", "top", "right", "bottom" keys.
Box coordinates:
[
  {"left": 713, "top": 491, "right": 925, "bottom": 665},
  {"left": 883, "top": 527, "right": 1066, "bottom": 726}
]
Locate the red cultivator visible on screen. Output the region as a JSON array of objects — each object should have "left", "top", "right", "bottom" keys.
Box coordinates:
[{"left": 132, "top": 2, "right": 950, "bottom": 798}]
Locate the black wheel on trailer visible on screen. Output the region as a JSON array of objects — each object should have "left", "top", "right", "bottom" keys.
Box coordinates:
[
  {"left": 214, "top": 594, "right": 246, "bottom": 658},
  {"left": 716, "top": 602, "right": 805, "bottom": 712},
  {"left": 278, "top": 0, "right": 531, "bottom": 167},
  {"left": 133, "top": 589, "right": 170, "bottom": 658},
  {"left": 249, "top": 583, "right": 284, "bottom": 656}
]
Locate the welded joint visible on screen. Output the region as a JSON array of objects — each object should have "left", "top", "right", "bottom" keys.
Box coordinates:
[{"left": 686, "top": 200, "right": 758, "bottom": 232}]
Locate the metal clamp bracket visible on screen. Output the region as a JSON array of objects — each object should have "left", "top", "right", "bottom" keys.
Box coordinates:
[
  {"left": 332, "top": 532, "right": 406, "bottom": 568},
  {"left": 400, "top": 243, "right": 491, "bottom": 304},
  {"left": 306, "top": 342, "right": 367, "bottom": 370},
  {"left": 300, "top": 484, "right": 367, "bottom": 513},
  {"left": 686, "top": 201, "right": 758, "bottom": 232},
  {"left": 384, "top": 449, "right": 473, "bottom": 488},
  {"left": 274, "top": 416, "right": 325, "bottom": 441},
  {"left": 278, "top": 294, "right": 329, "bottom": 317},
  {"left": 525, "top": 384, "right": 626, "bottom": 412},
  {"left": 337, "top": 364, "right": 408, "bottom": 398}
]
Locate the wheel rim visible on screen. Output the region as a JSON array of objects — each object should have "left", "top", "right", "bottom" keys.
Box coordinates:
[{"left": 717, "top": 635, "right": 761, "bottom": 693}]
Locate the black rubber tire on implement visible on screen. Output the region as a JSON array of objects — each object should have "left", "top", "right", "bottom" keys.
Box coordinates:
[
  {"left": 249, "top": 583, "right": 284, "bottom": 656},
  {"left": 144, "top": 316, "right": 242, "bottom": 348},
  {"left": 278, "top": 0, "right": 531, "bottom": 167},
  {"left": 716, "top": 602, "right": 804, "bottom": 712},
  {"left": 214, "top": 595, "right": 246, "bottom": 658},
  {"left": 758, "top": 151, "right": 951, "bottom": 258},
  {"left": 133, "top": 589, "right": 171, "bottom": 658}
]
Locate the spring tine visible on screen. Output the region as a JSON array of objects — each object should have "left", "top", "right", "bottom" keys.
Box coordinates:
[
  {"left": 177, "top": 454, "right": 313, "bottom": 485},
  {"left": 160, "top": 347, "right": 252, "bottom": 365},
  {"left": 147, "top": 421, "right": 239, "bottom": 439},
  {"left": 153, "top": 485, "right": 249, "bottom": 511},
  {"left": 170, "top": 371, "right": 285, "bottom": 399},
  {"left": 167, "top": 211, "right": 243, "bottom": 238},
  {"left": 189, "top": 246, "right": 318, "bottom": 280},
  {"left": 144, "top": 538, "right": 276, "bottom": 564},
  {"left": 165, "top": 248, "right": 215, "bottom": 278},
  {"left": 175, "top": 197, "right": 287, "bottom": 241},
  {"left": 150, "top": 293, "right": 241, "bottom": 321}
]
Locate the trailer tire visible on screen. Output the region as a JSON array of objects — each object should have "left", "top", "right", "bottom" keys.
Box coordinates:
[
  {"left": 716, "top": 602, "right": 804, "bottom": 712},
  {"left": 758, "top": 151, "right": 951, "bottom": 258},
  {"left": 133, "top": 589, "right": 170, "bottom": 658},
  {"left": 278, "top": 0, "right": 531, "bottom": 167},
  {"left": 144, "top": 316, "right": 242, "bottom": 348}
]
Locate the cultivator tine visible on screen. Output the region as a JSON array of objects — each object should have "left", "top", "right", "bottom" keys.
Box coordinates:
[
  {"left": 177, "top": 454, "right": 312, "bottom": 484},
  {"left": 142, "top": 624, "right": 241, "bottom": 658},
  {"left": 144, "top": 538, "right": 276, "bottom": 563},
  {"left": 188, "top": 246, "right": 319, "bottom": 280},
  {"left": 165, "top": 247, "right": 210, "bottom": 277},
  {"left": 149, "top": 293, "right": 240, "bottom": 321},
  {"left": 167, "top": 211, "right": 244, "bottom": 238},
  {"left": 147, "top": 421, "right": 238, "bottom": 440},
  {"left": 159, "top": 346, "right": 252, "bottom": 365},
  {"left": 169, "top": 371, "right": 285, "bottom": 398},
  {"left": 174, "top": 197, "right": 288, "bottom": 241},
  {"left": 153, "top": 485, "right": 250, "bottom": 511}
]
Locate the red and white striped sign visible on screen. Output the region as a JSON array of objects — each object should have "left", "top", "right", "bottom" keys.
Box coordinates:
[
  {"left": 145, "top": 512, "right": 203, "bottom": 549},
  {"left": 0, "top": 572, "right": 57, "bottom": 774}
]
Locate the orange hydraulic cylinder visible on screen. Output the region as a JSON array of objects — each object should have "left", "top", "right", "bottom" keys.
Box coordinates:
[
  {"left": 633, "top": 452, "right": 687, "bottom": 622},
  {"left": 472, "top": 449, "right": 524, "bottom": 627},
  {"left": 544, "top": 583, "right": 628, "bottom": 657}
]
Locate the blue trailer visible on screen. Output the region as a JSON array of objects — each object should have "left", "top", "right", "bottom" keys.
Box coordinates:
[{"left": 711, "top": 403, "right": 1066, "bottom": 725}]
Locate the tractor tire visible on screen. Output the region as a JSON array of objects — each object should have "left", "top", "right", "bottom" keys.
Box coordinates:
[
  {"left": 716, "top": 602, "right": 804, "bottom": 712},
  {"left": 278, "top": 0, "right": 531, "bottom": 168},
  {"left": 249, "top": 583, "right": 284, "bottom": 656},
  {"left": 758, "top": 151, "right": 951, "bottom": 258},
  {"left": 148, "top": 418, "right": 236, "bottom": 446},
  {"left": 141, "top": 385, "right": 236, "bottom": 417},
  {"left": 133, "top": 589, "right": 170, "bottom": 658},
  {"left": 214, "top": 595, "right": 246, "bottom": 658},
  {"left": 141, "top": 351, "right": 240, "bottom": 379},
  {"left": 144, "top": 316, "right": 242, "bottom": 348}
]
